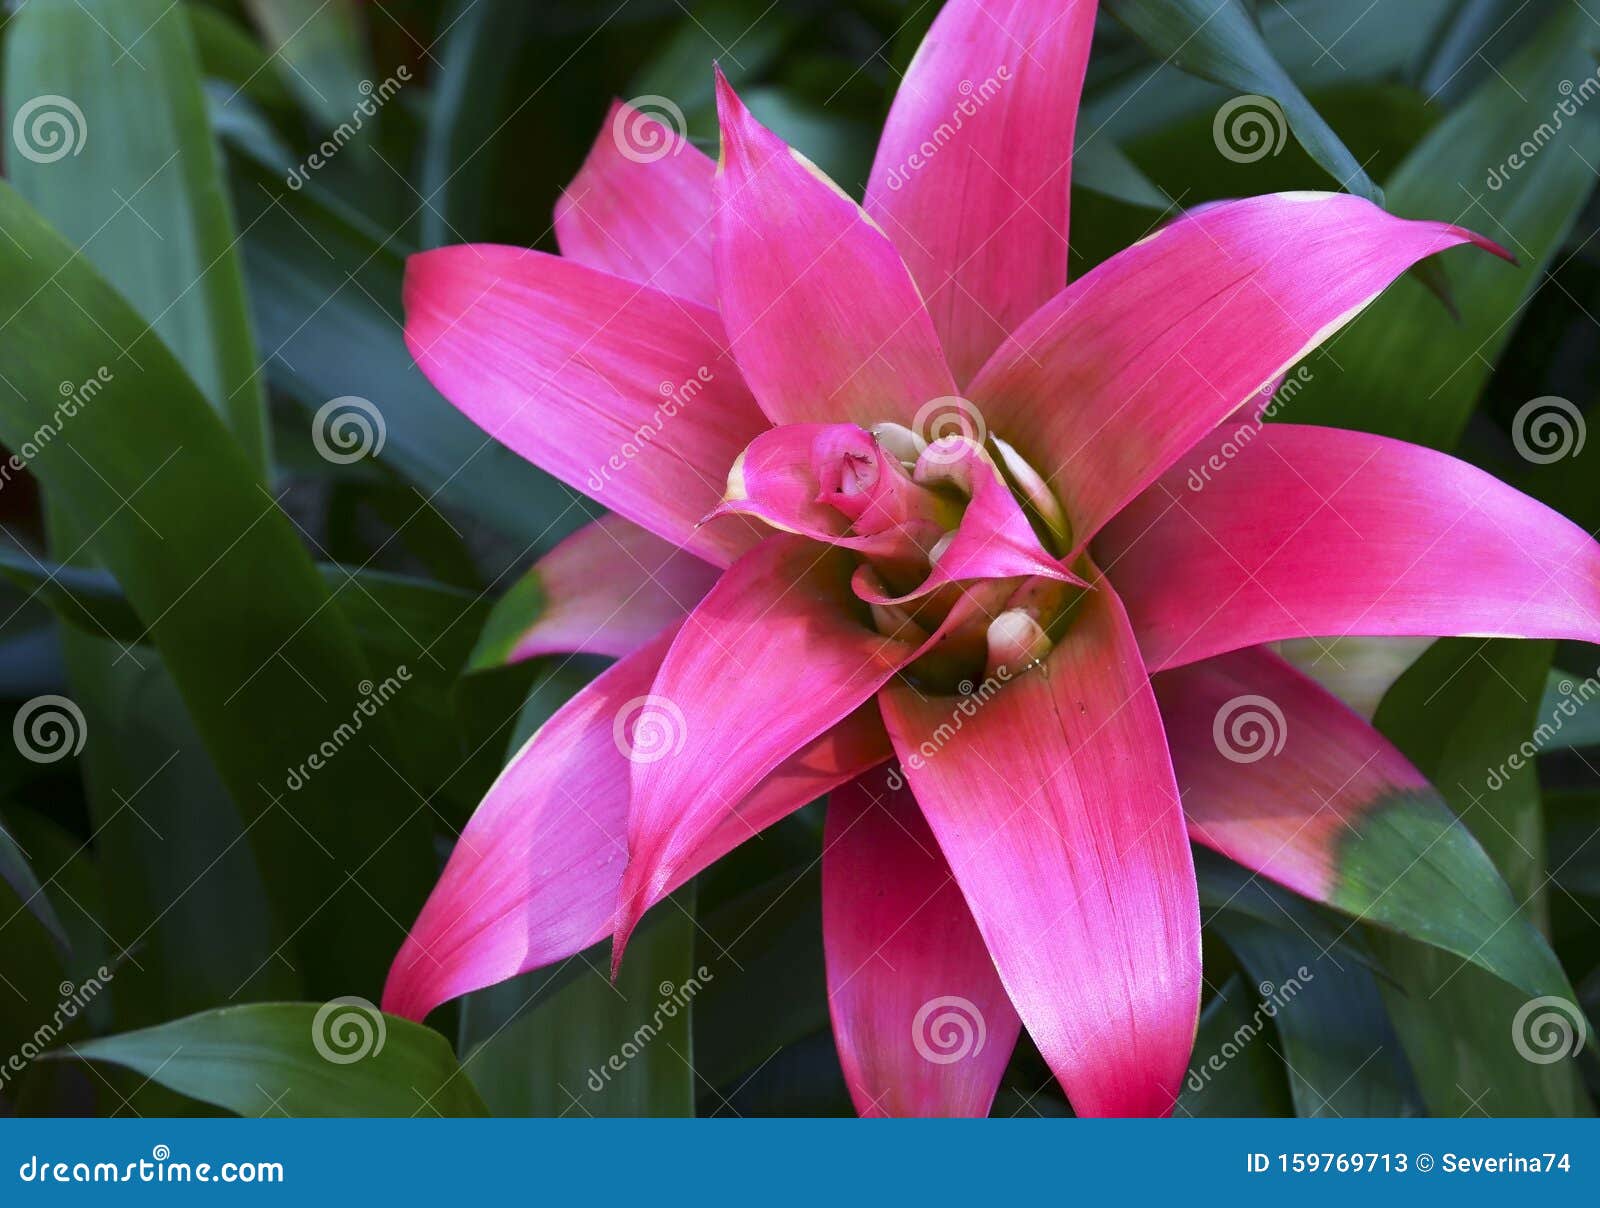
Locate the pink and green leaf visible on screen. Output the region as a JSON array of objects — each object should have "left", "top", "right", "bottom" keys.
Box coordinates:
[
  {"left": 468, "top": 514, "right": 719, "bottom": 670},
  {"left": 1155, "top": 646, "right": 1575, "bottom": 1005}
]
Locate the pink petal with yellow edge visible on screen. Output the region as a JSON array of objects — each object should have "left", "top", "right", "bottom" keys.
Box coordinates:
[
  {"left": 1100, "top": 423, "right": 1600, "bottom": 672},
  {"left": 879, "top": 578, "right": 1201, "bottom": 1117},
  {"left": 554, "top": 99, "right": 717, "bottom": 305},
  {"left": 866, "top": 0, "right": 1096, "bottom": 385},
  {"left": 382, "top": 623, "right": 892, "bottom": 1022},
  {"left": 471, "top": 514, "right": 721, "bottom": 669},
  {"left": 711, "top": 72, "right": 956, "bottom": 428},
  {"left": 614, "top": 535, "right": 935, "bottom": 964},
  {"left": 966, "top": 192, "right": 1510, "bottom": 552},
  {"left": 404, "top": 243, "right": 767, "bottom": 566},
  {"left": 824, "top": 770, "right": 1020, "bottom": 1117}
]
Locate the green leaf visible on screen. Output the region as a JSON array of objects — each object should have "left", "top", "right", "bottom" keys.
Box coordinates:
[
  {"left": 1371, "top": 638, "right": 1592, "bottom": 1115},
  {"left": 0, "top": 545, "right": 484, "bottom": 670},
  {"left": 5, "top": 0, "right": 269, "bottom": 471},
  {"left": 0, "top": 818, "right": 68, "bottom": 954},
  {"left": 241, "top": 0, "right": 373, "bottom": 134},
  {"left": 187, "top": 4, "right": 297, "bottom": 120},
  {"left": 1071, "top": 137, "right": 1171, "bottom": 210},
  {"left": 1213, "top": 915, "right": 1422, "bottom": 1117},
  {"left": 225, "top": 146, "right": 580, "bottom": 552},
  {"left": 1536, "top": 669, "right": 1600, "bottom": 751},
  {"left": 4, "top": 0, "right": 297, "bottom": 1020},
  {"left": 1288, "top": 2, "right": 1600, "bottom": 447},
  {"left": 66, "top": 1003, "right": 488, "bottom": 1117},
  {"left": 467, "top": 564, "right": 547, "bottom": 672},
  {"left": 1104, "top": 0, "right": 1384, "bottom": 204},
  {"left": 418, "top": 0, "right": 541, "bottom": 248},
  {"left": 1085, "top": 0, "right": 1457, "bottom": 144},
  {"left": 0, "top": 182, "right": 432, "bottom": 998},
  {"left": 1178, "top": 977, "right": 1293, "bottom": 1117},
  {"left": 461, "top": 902, "right": 700, "bottom": 1117}
]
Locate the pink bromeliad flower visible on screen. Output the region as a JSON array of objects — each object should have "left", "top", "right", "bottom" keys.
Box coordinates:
[{"left": 384, "top": 0, "right": 1600, "bottom": 1116}]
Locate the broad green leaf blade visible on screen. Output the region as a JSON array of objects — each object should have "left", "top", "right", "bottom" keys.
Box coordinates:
[
  {"left": 1372, "top": 638, "right": 1592, "bottom": 1115},
  {"left": 0, "top": 819, "right": 68, "bottom": 954},
  {"left": 1070, "top": 136, "right": 1171, "bottom": 210},
  {"left": 1104, "top": 0, "right": 1383, "bottom": 203},
  {"left": 5, "top": 0, "right": 296, "bottom": 1020},
  {"left": 225, "top": 147, "right": 579, "bottom": 551},
  {"left": 1214, "top": 916, "right": 1422, "bottom": 1118},
  {"left": 187, "top": 4, "right": 297, "bottom": 121},
  {"left": 57, "top": 640, "right": 295, "bottom": 1024},
  {"left": 66, "top": 1003, "right": 488, "bottom": 1117},
  {"left": 1289, "top": 2, "right": 1600, "bottom": 447},
  {"left": 1536, "top": 669, "right": 1600, "bottom": 751},
  {"left": 5, "top": 0, "right": 268, "bottom": 472},
  {"left": 241, "top": 0, "right": 373, "bottom": 134},
  {"left": 0, "top": 182, "right": 432, "bottom": 998},
  {"left": 0, "top": 546, "right": 484, "bottom": 663},
  {"left": 1178, "top": 977, "right": 1294, "bottom": 1117},
  {"left": 461, "top": 903, "right": 699, "bottom": 1117},
  {"left": 1085, "top": 0, "right": 1456, "bottom": 144},
  {"left": 1193, "top": 847, "right": 1379, "bottom": 977},
  {"left": 418, "top": 0, "right": 540, "bottom": 248}
]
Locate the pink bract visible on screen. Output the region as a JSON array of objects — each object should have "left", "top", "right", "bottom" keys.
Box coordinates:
[{"left": 385, "top": 0, "right": 1600, "bottom": 1116}]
